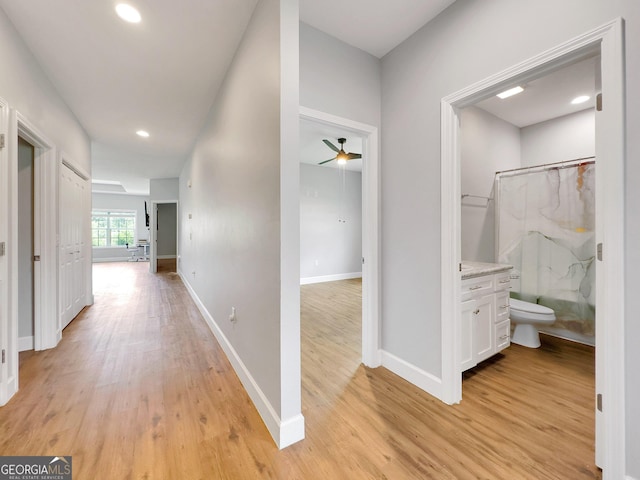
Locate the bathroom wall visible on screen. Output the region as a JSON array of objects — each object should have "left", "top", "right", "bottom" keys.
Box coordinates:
[
  {"left": 521, "top": 109, "right": 595, "bottom": 166},
  {"left": 460, "top": 106, "right": 521, "bottom": 262},
  {"left": 461, "top": 107, "right": 595, "bottom": 264}
]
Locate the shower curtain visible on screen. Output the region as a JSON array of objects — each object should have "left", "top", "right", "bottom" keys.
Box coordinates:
[{"left": 496, "top": 159, "right": 595, "bottom": 343}]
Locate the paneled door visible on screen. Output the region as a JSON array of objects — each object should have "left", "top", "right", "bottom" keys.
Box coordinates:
[{"left": 59, "top": 163, "right": 87, "bottom": 330}]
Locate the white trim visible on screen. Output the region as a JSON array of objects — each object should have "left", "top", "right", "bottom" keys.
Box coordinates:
[
  {"left": 61, "top": 156, "right": 89, "bottom": 181},
  {"left": 381, "top": 350, "right": 443, "bottom": 399},
  {"left": 299, "top": 106, "right": 381, "bottom": 368},
  {"left": 0, "top": 95, "right": 17, "bottom": 406},
  {"left": 440, "top": 18, "right": 625, "bottom": 478},
  {"left": 157, "top": 255, "right": 177, "bottom": 260},
  {"left": 179, "top": 269, "right": 304, "bottom": 448},
  {"left": 18, "top": 336, "right": 33, "bottom": 352},
  {"left": 300, "top": 272, "right": 362, "bottom": 285},
  {"left": 92, "top": 257, "right": 132, "bottom": 263}
]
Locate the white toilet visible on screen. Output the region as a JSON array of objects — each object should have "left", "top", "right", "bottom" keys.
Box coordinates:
[{"left": 509, "top": 298, "right": 556, "bottom": 348}]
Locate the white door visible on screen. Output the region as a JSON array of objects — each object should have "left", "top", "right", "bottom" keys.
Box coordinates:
[
  {"left": 460, "top": 299, "right": 475, "bottom": 371},
  {"left": 59, "top": 164, "right": 86, "bottom": 329}
]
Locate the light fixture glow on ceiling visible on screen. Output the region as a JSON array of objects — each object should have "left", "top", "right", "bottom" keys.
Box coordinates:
[
  {"left": 116, "top": 4, "right": 141, "bottom": 23},
  {"left": 496, "top": 86, "right": 524, "bottom": 99},
  {"left": 571, "top": 95, "right": 590, "bottom": 105},
  {"left": 136, "top": 130, "right": 150, "bottom": 138}
]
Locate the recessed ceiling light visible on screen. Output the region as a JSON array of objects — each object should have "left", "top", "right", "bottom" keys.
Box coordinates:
[
  {"left": 116, "top": 4, "right": 141, "bottom": 23},
  {"left": 571, "top": 95, "right": 590, "bottom": 105},
  {"left": 136, "top": 130, "right": 149, "bottom": 138},
  {"left": 496, "top": 86, "right": 524, "bottom": 99}
]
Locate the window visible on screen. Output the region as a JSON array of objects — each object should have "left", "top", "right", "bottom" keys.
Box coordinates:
[{"left": 92, "top": 210, "right": 136, "bottom": 247}]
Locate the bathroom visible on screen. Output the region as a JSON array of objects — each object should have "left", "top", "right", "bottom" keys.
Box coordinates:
[{"left": 460, "top": 54, "right": 597, "bottom": 349}]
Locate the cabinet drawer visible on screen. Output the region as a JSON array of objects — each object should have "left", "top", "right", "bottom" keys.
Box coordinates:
[
  {"left": 495, "top": 291, "right": 510, "bottom": 323},
  {"left": 461, "top": 277, "right": 493, "bottom": 301},
  {"left": 494, "top": 272, "right": 511, "bottom": 291},
  {"left": 495, "top": 319, "right": 510, "bottom": 351}
]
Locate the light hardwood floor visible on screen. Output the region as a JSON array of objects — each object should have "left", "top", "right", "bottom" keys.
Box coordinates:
[{"left": 0, "top": 263, "right": 599, "bottom": 479}]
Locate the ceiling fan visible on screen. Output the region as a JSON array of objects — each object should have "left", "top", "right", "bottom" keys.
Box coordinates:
[{"left": 318, "top": 138, "right": 361, "bottom": 165}]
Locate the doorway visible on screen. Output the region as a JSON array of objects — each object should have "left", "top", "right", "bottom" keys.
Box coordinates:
[
  {"left": 0, "top": 110, "right": 63, "bottom": 405},
  {"left": 156, "top": 202, "right": 178, "bottom": 273},
  {"left": 299, "top": 107, "right": 380, "bottom": 367},
  {"left": 440, "top": 19, "right": 625, "bottom": 476},
  {"left": 17, "top": 137, "right": 34, "bottom": 351},
  {"left": 149, "top": 201, "right": 178, "bottom": 274}
]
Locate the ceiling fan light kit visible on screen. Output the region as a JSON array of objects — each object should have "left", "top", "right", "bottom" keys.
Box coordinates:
[{"left": 318, "top": 137, "right": 362, "bottom": 165}]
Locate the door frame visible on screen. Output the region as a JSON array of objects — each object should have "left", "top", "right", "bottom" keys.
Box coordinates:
[
  {"left": 0, "top": 109, "right": 58, "bottom": 405},
  {"left": 440, "top": 19, "right": 625, "bottom": 477},
  {"left": 0, "top": 96, "right": 13, "bottom": 405},
  {"left": 149, "top": 200, "right": 179, "bottom": 274},
  {"left": 14, "top": 112, "right": 59, "bottom": 352},
  {"left": 299, "top": 106, "right": 380, "bottom": 367}
]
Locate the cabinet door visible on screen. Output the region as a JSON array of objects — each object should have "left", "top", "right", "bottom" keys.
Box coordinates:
[
  {"left": 475, "top": 294, "right": 495, "bottom": 363},
  {"left": 461, "top": 299, "right": 476, "bottom": 371},
  {"left": 495, "top": 319, "right": 511, "bottom": 351},
  {"left": 495, "top": 291, "right": 510, "bottom": 324}
]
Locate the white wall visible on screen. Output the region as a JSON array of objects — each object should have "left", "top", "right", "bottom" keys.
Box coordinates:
[
  {"left": 461, "top": 106, "right": 521, "bottom": 262},
  {"left": 521, "top": 109, "right": 595, "bottom": 166},
  {"left": 300, "top": 22, "right": 381, "bottom": 127},
  {"left": 300, "top": 164, "right": 362, "bottom": 282},
  {"left": 91, "top": 193, "right": 150, "bottom": 262},
  {"left": 150, "top": 178, "right": 179, "bottom": 201},
  {"left": 380, "top": 2, "right": 639, "bottom": 475},
  {"left": 179, "top": 0, "right": 302, "bottom": 447}
]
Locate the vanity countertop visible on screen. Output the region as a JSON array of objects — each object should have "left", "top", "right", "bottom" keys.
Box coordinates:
[{"left": 461, "top": 261, "right": 513, "bottom": 280}]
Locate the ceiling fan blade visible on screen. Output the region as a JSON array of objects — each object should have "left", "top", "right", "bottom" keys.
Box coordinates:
[
  {"left": 323, "top": 139, "right": 339, "bottom": 153},
  {"left": 318, "top": 158, "right": 335, "bottom": 165},
  {"left": 347, "top": 153, "right": 362, "bottom": 160}
]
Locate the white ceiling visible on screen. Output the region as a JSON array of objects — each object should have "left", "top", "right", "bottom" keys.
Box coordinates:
[
  {"left": 475, "top": 56, "right": 598, "bottom": 128},
  {"left": 299, "top": 0, "right": 457, "bottom": 58},
  {"left": 0, "top": 0, "right": 258, "bottom": 194},
  {"left": 1, "top": 0, "right": 599, "bottom": 195}
]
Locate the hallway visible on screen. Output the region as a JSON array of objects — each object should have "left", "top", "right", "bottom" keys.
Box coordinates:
[{"left": 0, "top": 263, "right": 598, "bottom": 479}]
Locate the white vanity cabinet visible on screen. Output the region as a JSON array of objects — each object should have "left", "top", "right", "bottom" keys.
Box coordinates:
[{"left": 461, "top": 267, "right": 511, "bottom": 372}]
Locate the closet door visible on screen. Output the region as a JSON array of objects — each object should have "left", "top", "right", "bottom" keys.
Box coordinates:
[{"left": 59, "top": 163, "right": 87, "bottom": 329}]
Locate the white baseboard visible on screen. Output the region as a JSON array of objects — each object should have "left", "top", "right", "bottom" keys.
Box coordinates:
[
  {"left": 381, "top": 350, "right": 443, "bottom": 400},
  {"left": 92, "top": 257, "right": 129, "bottom": 263},
  {"left": 157, "top": 255, "right": 177, "bottom": 260},
  {"left": 18, "top": 336, "right": 34, "bottom": 352},
  {"left": 626, "top": 476, "right": 638, "bottom": 480},
  {"left": 178, "top": 269, "right": 304, "bottom": 449},
  {"left": 300, "top": 272, "right": 362, "bottom": 285}
]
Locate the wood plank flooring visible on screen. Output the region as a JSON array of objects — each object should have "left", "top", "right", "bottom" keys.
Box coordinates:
[{"left": 0, "top": 264, "right": 599, "bottom": 479}]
